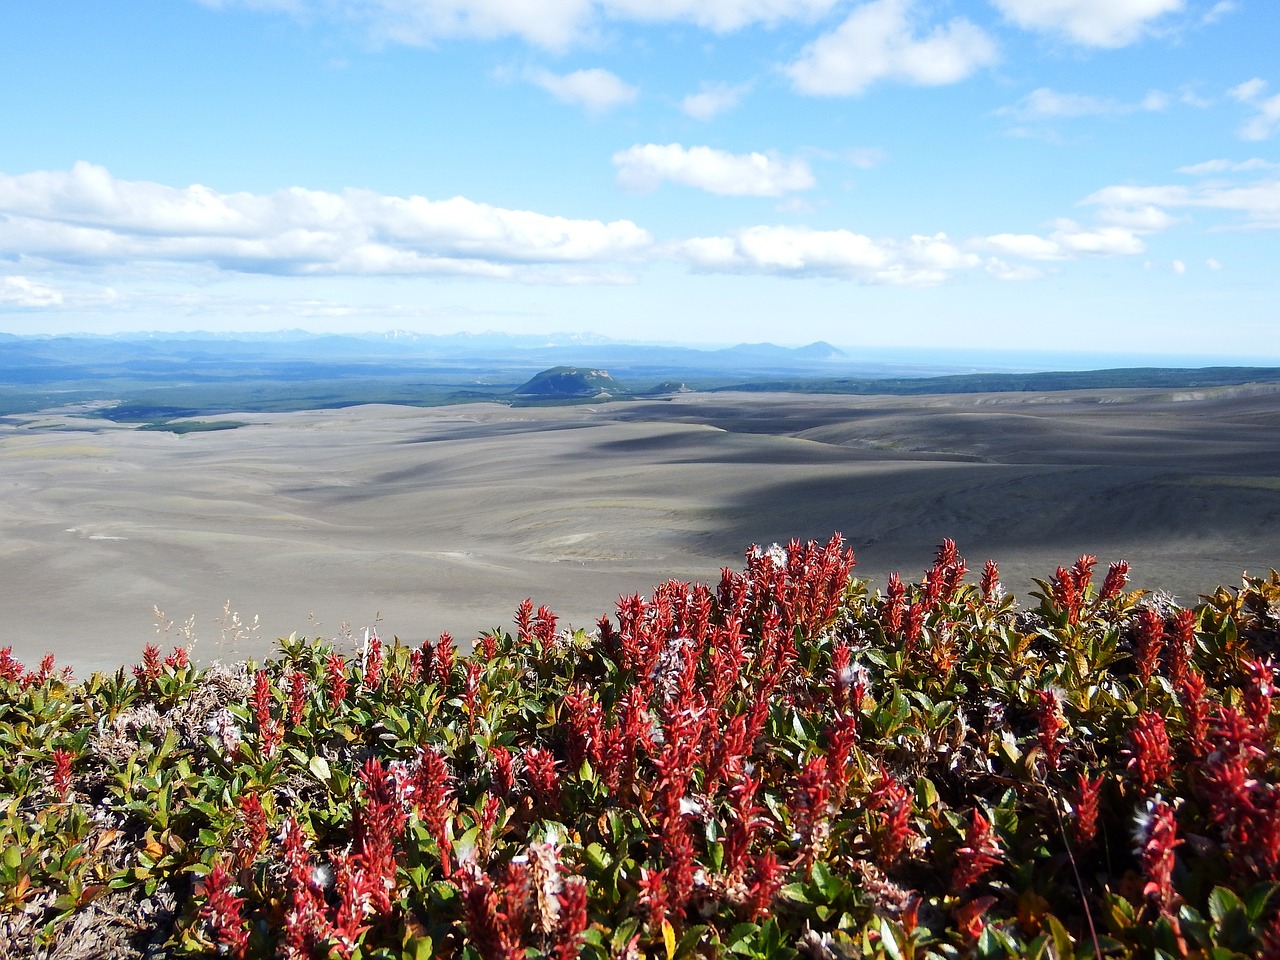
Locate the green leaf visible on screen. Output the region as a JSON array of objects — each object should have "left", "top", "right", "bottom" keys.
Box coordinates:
[
  {"left": 309, "top": 755, "right": 332, "bottom": 783},
  {"left": 1209, "top": 886, "right": 1244, "bottom": 926}
]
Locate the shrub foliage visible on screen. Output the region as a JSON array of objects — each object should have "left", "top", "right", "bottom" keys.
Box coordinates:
[{"left": 3, "top": 536, "right": 1280, "bottom": 959}]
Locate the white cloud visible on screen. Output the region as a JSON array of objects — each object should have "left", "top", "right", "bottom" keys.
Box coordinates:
[
  {"left": 990, "top": 0, "right": 1184, "bottom": 48},
  {"left": 525, "top": 67, "right": 637, "bottom": 114},
  {"left": 681, "top": 82, "right": 751, "bottom": 121},
  {"left": 1202, "top": 1, "right": 1237, "bottom": 24},
  {"left": 1226, "top": 78, "right": 1280, "bottom": 140},
  {"left": 1240, "top": 96, "right": 1280, "bottom": 141},
  {"left": 1177, "top": 158, "right": 1278, "bottom": 175},
  {"left": 1084, "top": 177, "right": 1280, "bottom": 228},
  {"left": 997, "top": 86, "right": 1170, "bottom": 120},
  {"left": 613, "top": 144, "right": 815, "bottom": 196},
  {"left": 786, "top": 0, "right": 997, "bottom": 97},
  {"left": 1093, "top": 204, "right": 1180, "bottom": 230},
  {"left": 1172, "top": 258, "right": 1186, "bottom": 274},
  {"left": 1206, "top": 257, "right": 1223, "bottom": 270},
  {"left": 673, "top": 226, "right": 981, "bottom": 284},
  {"left": 981, "top": 222, "right": 1146, "bottom": 260},
  {"left": 0, "top": 275, "right": 65, "bottom": 307},
  {"left": 0, "top": 162, "right": 654, "bottom": 280},
  {"left": 204, "top": 0, "right": 841, "bottom": 51},
  {"left": 1229, "top": 78, "right": 1268, "bottom": 102},
  {"left": 985, "top": 258, "right": 1045, "bottom": 281}
]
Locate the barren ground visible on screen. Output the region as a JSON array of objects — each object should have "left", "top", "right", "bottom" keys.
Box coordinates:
[{"left": 2, "top": 385, "right": 1278, "bottom": 673}]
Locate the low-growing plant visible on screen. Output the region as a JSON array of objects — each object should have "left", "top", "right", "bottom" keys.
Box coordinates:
[{"left": 2, "top": 537, "right": 1279, "bottom": 959}]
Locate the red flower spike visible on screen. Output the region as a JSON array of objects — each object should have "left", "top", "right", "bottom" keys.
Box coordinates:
[
  {"left": 1070, "top": 554, "right": 1097, "bottom": 595},
  {"left": 1035, "top": 688, "right": 1066, "bottom": 773},
  {"left": 435, "top": 632, "right": 456, "bottom": 686},
  {"left": 490, "top": 745, "right": 516, "bottom": 797},
  {"left": 1244, "top": 658, "right": 1275, "bottom": 734},
  {"left": 555, "top": 876, "right": 589, "bottom": 960},
  {"left": 953, "top": 895, "right": 997, "bottom": 943},
  {"left": 1072, "top": 773, "right": 1104, "bottom": 849},
  {"left": 252, "top": 669, "right": 272, "bottom": 730},
  {"left": 534, "top": 604, "right": 559, "bottom": 656},
  {"left": 325, "top": 652, "right": 349, "bottom": 709},
  {"left": 1134, "top": 797, "right": 1182, "bottom": 910},
  {"left": 637, "top": 867, "right": 669, "bottom": 930},
  {"left": 1178, "top": 667, "right": 1211, "bottom": 756},
  {"left": 354, "top": 758, "right": 405, "bottom": 916},
  {"left": 408, "top": 746, "right": 455, "bottom": 878},
  {"left": 722, "top": 774, "right": 763, "bottom": 880},
  {"left": 1169, "top": 608, "right": 1197, "bottom": 689},
  {"left": 363, "top": 631, "right": 383, "bottom": 690},
  {"left": 1126, "top": 711, "right": 1173, "bottom": 792},
  {"left": 515, "top": 597, "right": 535, "bottom": 645},
  {"left": 980, "top": 560, "right": 1002, "bottom": 603},
  {"left": 287, "top": 670, "right": 307, "bottom": 727},
  {"left": 1134, "top": 608, "right": 1165, "bottom": 688},
  {"left": 280, "top": 819, "right": 334, "bottom": 960},
  {"left": 1099, "top": 559, "right": 1130, "bottom": 601},
  {"left": 950, "top": 809, "right": 1002, "bottom": 895},
  {"left": 134, "top": 643, "right": 162, "bottom": 686},
  {"left": 0, "top": 646, "right": 24, "bottom": 683},
  {"left": 747, "top": 849, "right": 785, "bottom": 921},
  {"left": 1052, "top": 566, "right": 1081, "bottom": 626},
  {"left": 790, "top": 756, "right": 831, "bottom": 872},
  {"left": 870, "top": 770, "right": 916, "bottom": 867},
  {"left": 884, "top": 573, "right": 906, "bottom": 635},
  {"left": 463, "top": 661, "right": 484, "bottom": 732},
  {"left": 524, "top": 746, "right": 561, "bottom": 809},
  {"left": 235, "top": 793, "right": 267, "bottom": 865},
  {"left": 826, "top": 713, "right": 859, "bottom": 803},
  {"left": 51, "top": 748, "right": 74, "bottom": 802},
  {"left": 201, "top": 860, "right": 250, "bottom": 958},
  {"left": 904, "top": 603, "right": 926, "bottom": 655},
  {"left": 461, "top": 870, "right": 517, "bottom": 960}
]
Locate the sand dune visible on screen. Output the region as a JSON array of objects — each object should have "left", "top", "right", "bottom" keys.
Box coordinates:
[{"left": 2, "top": 386, "right": 1277, "bottom": 673}]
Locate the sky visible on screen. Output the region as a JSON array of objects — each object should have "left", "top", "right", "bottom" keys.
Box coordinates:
[{"left": 0, "top": 0, "right": 1277, "bottom": 357}]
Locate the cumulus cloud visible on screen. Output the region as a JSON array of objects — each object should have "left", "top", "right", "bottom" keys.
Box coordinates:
[
  {"left": 613, "top": 144, "right": 815, "bottom": 197},
  {"left": 525, "top": 67, "right": 638, "bottom": 113},
  {"left": 785, "top": 0, "right": 997, "bottom": 96},
  {"left": 1227, "top": 78, "right": 1280, "bottom": 141},
  {"left": 990, "top": 0, "right": 1184, "bottom": 48},
  {"left": 672, "top": 226, "right": 981, "bottom": 284},
  {"left": 681, "top": 82, "right": 751, "bottom": 121},
  {"left": 0, "top": 162, "right": 654, "bottom": 280},
  {"left": 205, "top": 0, "right": 841, "bottom": 51}
]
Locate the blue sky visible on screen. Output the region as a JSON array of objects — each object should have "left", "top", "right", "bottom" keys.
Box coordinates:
[{"left": 0, "top": 0, "right": 1277, "bottom": 357}]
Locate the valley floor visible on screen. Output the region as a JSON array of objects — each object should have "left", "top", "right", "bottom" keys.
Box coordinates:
[{"left": 2, "top": 384, "right": 1278, "bottom": 671}]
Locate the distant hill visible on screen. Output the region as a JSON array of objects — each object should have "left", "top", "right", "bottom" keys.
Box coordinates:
[
  {"left": 793, "top": 340, "right": 848, "bottom": 361},
  {"left": 724, "top": 340, "right": 848, "bottom": 361},
  {"left": 636, "top": 380, "right": 694, "bottom": 396},
  {"left": 512, "top": 366, "right": 626, "bottom": 399}
]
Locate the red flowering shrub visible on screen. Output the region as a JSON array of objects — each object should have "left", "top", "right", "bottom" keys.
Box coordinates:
[{"left": 2, "top": 538, "right": 1280, "bottom": 959}]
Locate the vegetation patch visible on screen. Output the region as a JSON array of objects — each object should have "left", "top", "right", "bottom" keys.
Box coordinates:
[
  {"left": 137, "top": 420, "right": 250, "bottom": 435},
  {"left": 3, "top": 537, "right": 1280, "bottom": 959}
]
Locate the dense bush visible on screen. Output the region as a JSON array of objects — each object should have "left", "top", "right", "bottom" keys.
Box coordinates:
[{"left": 2, "top": 536, "right": 1280, "bottom": 959}]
